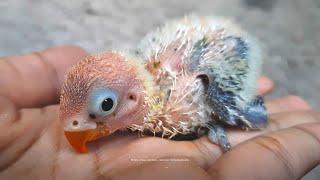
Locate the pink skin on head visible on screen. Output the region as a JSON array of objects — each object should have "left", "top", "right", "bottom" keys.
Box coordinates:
[{"left": 59, "top": 52, "right": 148, "bottom": 153}]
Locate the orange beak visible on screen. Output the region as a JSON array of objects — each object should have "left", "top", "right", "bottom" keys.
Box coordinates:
[{"left": 64, "top": 124, "right": 110, "bottom": 153}]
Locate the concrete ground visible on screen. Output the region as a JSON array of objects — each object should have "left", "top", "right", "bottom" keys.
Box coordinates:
[{"left": 1, "top": 0, "right": 319, "bottom": 179}]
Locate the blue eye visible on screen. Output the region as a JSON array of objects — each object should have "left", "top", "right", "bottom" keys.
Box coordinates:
[{"left": 88, "top": 89, "right": 118, "bottom": 117}]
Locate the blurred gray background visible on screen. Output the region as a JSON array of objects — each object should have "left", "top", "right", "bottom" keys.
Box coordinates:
[{"left": 0, "top": 0, "right": 319, "bottom": 179}]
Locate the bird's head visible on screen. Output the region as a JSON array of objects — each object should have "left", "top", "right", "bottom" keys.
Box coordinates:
[{"left": 60, "top": 52, "right": 150, "bottom": 153}]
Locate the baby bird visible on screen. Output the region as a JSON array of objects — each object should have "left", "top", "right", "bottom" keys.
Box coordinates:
[{"left": 60, "top": 15, "right": 268, "bottom": 153}]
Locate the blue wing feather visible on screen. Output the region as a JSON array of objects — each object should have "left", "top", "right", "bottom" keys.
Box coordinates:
[{"left": 198, "top": 36, "right": 268, "bottom": 129}]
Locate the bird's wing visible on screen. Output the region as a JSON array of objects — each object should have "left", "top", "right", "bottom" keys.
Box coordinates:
[{"left": 189, "top": 25, "right": 267, "bottom": 128}]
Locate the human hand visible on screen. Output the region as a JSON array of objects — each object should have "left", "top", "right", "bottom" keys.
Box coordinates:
[{"left": 0, "top": 46, "right": 318, "bottom": 180}]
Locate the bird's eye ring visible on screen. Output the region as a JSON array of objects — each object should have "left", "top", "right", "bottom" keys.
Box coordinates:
[{"left": 88, "top": 88, "right": 118, "bottom": 118}]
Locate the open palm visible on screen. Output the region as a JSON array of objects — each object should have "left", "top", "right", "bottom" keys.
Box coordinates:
[{"left": 1, "top": 46, "right": 319, "bottom": 180}]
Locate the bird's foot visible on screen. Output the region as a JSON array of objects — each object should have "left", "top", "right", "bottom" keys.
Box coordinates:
[{"left": 207, "top": 123, "right": 231, "bottom": 152}]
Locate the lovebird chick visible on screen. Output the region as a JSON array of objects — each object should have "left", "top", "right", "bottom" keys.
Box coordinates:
[{"left": 60, "top": 15, "right": 268, "bottom": 153}]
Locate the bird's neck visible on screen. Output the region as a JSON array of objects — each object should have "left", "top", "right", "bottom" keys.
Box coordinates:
[
  {"left": 126, "top": 59, "right": 181, "bottom": 137},
  {"left": 124, "top": 55, "right": 166, "bottom": 134}
]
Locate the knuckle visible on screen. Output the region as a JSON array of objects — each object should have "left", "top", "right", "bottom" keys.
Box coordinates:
[
  {"left": 31, "top": 51, "right": 60, "bottom": 97},
  {"left": 255, "top": 135, "right": 296, "bottom": 179},
  {"left": 293, "top": 124, "right": 320, "bottom": 147},
  {"left": 192, "top": 138, "right": 218, "bottom": 168},
  {"left": 0, "top": 96, "right": 19, "bottom": 123}
]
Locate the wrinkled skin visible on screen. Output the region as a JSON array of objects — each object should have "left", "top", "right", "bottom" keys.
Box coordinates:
[{"left": 0, "top": 46, "right": 319, "bottom": 180}]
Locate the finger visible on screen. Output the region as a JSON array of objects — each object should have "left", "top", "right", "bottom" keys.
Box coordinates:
[
  {"left": 227, "top": 111, "right": 320, "bottom": 147},
  {"left": 188, "top": 111, "right": 320, "bottom": 169},
  {"left": 0, "top": 45, "right": 87, "bottom": 108},
  {"left": 0, "top": 96, "right": 59, "bottom": 172},
  {"left": 79, "top": 111, "right": 320, "bottom": 176},
  {"left": 266, "top": 95, "right": 312, "bottom": 114},
  {"left": 257, "top": 76, "right": 274, "bottom": 95},
  {"left": 208, "top": 121, "right": 320, "bottom": 179},
  {"left": 110, "top": 160, "right": 211, "bottom": 180}
]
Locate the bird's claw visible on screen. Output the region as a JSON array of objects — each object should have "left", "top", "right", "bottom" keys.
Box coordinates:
[{"left": 207, "top": 123, "right": 231, "bottom": 152}]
